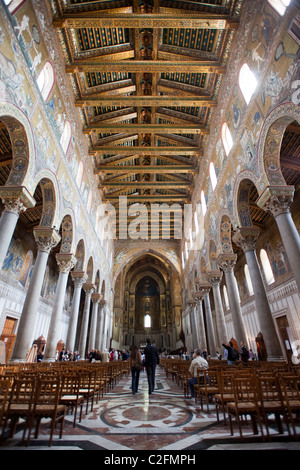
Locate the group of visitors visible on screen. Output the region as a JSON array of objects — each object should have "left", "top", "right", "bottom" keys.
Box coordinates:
[{"left": 129, "top": 339, "right": 160, "bottom": 395}]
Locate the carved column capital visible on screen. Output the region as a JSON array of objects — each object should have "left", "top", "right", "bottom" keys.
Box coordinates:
[
  {"left": 0, "top": 185, "right": 36, "bottom": 214},
  {"left": 100, "top": 299, "right": 107, "bottom": 308},
  {"left": 193, "top": 282, "right": 211, "bottom": 301},
  {"left": 55, "top": 253, "right": 77, "bottom": 273},
  {"left": 217, "top": 253, "right": 237, "bottom": 272},
  {"left": 207, "top": 270, "right": 223, "bottom": 287},
  {"left": 71, "top": 271, "right": 88, "bottom": 288},
  {"left": 257, "top": 185, "right": 294, "bottom": 218},
  {"left": 83, "top": 282, "right": 95, "bottom": 296},
  {"left": 232, "top": 227, "right": 260, "bottom": 252},
  {"left": 33, "top": 227, "right": 61, "bottom": 253},
  {"left": 92, "top": 293, "right": 102, "bottom": 304}
]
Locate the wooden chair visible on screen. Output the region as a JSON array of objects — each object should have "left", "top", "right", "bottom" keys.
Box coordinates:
[
  {"left": 60, "top": 373, "right": 84, "bottom": 427},
  {"left": 196, "top": 369, "right": 219, "bottom": 412},
  {"left": 226, "top": 376, "right": 265, "bottom": 440},
  {"left": 1, "top": 377, "right": 37, "bottom": 442},
  {"left": 0, "top": 376, "right": 13, "bottom": 439},
  {"left": 27, "top": 376, "right": 66, "bottom": 447},
  {"left": 257, "top": 374, "right": 291, "bottom": 439},
  {"left": 214, "top": 371, "right": 235, "bottom": 424},
  {"left": 280, "top": 374, "right": 300, "bottom": 440}
]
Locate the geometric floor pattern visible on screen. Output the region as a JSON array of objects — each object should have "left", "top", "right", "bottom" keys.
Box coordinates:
[{"left": 1, "top": 365, "right": 300, "bottom": 453}]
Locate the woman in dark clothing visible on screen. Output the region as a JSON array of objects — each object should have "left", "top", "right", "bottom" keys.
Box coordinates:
[{"left": 129, "top": 345, "right": 143, "bottom": 394}]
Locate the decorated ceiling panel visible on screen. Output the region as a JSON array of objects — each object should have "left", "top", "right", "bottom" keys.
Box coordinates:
[{"left": 43, "top": 0, "right": 296, "bottom": 239}]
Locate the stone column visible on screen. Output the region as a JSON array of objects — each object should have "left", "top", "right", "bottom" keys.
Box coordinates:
[
  {"left": 98, "top": 300, "right": 107, "bottom": 352},
  {"left": 187, "top": 299, "right": 198, "bottom": 349},
  {"left": 257, "top": 186, "right": 300, "bottom": 292},
  {"left": 78, "top": 283, "right": 95, "bottom": 359},
  {"left": 198, "top": 283, "right": 217, "bottom": 357},
  {"left": 89, "top": 293, "right": 101, "bottom": 351},
  {"left": 218, "top": 253, "right": 248, "bottom": 346},
  {"left": 0, "top": 186, "right": 35, "bottom": 269},
  {"left": 193, "top": 292, "right": 207, "bottom": 351},
  {"left": 44, "top": 253, "right": 76, "bottom": 361},
  {"left": 66, "top": 271, "right": 87, "bottom": 353},
  {"left": 11, "top": 227, "right": 61, "bottom": 362},
  {"left": 208, "top": 271, "right": 227, "bottom": 349},
  {"left": 233, "top": 227, "right": 283, "bottom": 360}
]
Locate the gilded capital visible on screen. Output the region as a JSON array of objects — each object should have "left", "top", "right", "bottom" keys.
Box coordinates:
[
  {"left": 217, "top": 253, "right": 237, "bottom": 272},
  {"left": 232, "top": 227, "right": 260, "bottom": 252},
  {"left": 207, "top": 270, "right": 223, "bottom": 286},
  {"left": 71, "top": 271, "right": 88, "bottom": 288},
  {"left": 0, "top": 186, "right": 36, "bottom": 214},
  {"left": 92, "top": 293, "right": 102, "bottom": 304},
  {"left": 257, "top": 185, "right": 294, "bottom": 218},
  {"left": 33, "top": 227, "right": 61, "bottom": 253},
  {"left": 55, "top": 253, "right": 77, "bottom": 273}
]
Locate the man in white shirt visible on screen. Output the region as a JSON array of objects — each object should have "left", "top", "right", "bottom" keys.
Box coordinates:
[{"left": 187, "top": 349, "right": 209, "bottom": 399}]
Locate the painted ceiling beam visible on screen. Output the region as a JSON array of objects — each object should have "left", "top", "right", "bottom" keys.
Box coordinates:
[
  {"left": 53, "top": 15, "right": 239, "bottom": 30},
  {"left": 66, "top": 61, "right": 226, "bottom": 74},
  {"left": 89, "top": 147, "right": 200, "bottom": 155},
  {"left": 94, "top": 165, "right": 195, "bottom": 173},
  {"left": 76, "top": 96, "right": 217, "bottom": 107},
  {"left": 84, "top": 124, "right": 209, "bottom": 134}
]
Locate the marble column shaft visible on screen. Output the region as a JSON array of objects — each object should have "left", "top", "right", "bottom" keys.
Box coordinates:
[
  {"left": 203, "top": 292, "right": 217, "bottom": 357},
  {"left": 208, "top": 271, "right": 227, "bottom": 348},
  {"left": 11, "top": 227, "right": 60, "bottom": 362},
  {"left": 0, "top": 187, "right": 35, "bottom": 269},
  {"left": 78, "top": 283, "right": 95, "bottom": 358},
  {"left": 233, "top": 227, "right": 282, "bottom": 360},
  {"left": 66, "top": 272, "right": 87, "bottom": 353},
  {"left": 44, "top": 253, "right": 76, "bottom": 361},
  {"left": 98, "top": 301, "right": 106, "bottom": 352},
  {"left": 258, "top": 187, "right": 300, "bottom": 292},
  {"left": 218, "top": 253, "right": 248, "bottom": 346},
  {"left": 89, "top": 293, "right": 101, "bottom": 351}
]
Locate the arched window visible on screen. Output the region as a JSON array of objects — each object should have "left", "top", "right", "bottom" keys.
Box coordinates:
[
  {"left": 209, "top": 162, "right": 217, "bottom": 190},
  {"left": 239, "top": 63, "right": 258, "bottom": 105},
  {"left": 36, "top": 61, "right": 55, "bottom": 102},
  {"left": 144, "top": 314, "right": 151, "bottom": 328},
  {"left": 260, "top": 249, "right": 275, "bottom": 284},
  {"left": 223, "top": 285, "right": 230, "bottom": 310},
  {"left": 267, "top": 0, "right": 291, "bottom": 16},
  {"left": 60, "top": 121, "right": 72, "bottom": 154},
  {"left": 244, "top": 264, "right": 254, "bottom": 296},
  {"left": 221, "top": 122, "right": 233, "bottom": 156},
  {"left": 200, "top": 190, "right": 207, "bottom": 215},
  {"left": 4, "top": 0, "right": 24, "bottom": 14}
]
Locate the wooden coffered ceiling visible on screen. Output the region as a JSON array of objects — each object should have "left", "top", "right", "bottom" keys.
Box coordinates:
[{"left": 49, "top": 0, "right": 243, "bottom": 237}]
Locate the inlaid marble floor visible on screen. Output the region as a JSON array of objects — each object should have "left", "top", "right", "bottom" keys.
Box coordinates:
[{"left": 1, "top": 365, "right": 300, "bottom": 452}]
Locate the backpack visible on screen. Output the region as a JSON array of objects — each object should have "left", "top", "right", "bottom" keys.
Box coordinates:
[{"left": 230, "top": 347, "right": 240, "bottom": 361}]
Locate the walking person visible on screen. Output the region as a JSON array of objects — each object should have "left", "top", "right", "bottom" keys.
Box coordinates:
[
  {"left": 129, "top": 345, "right": 143, "bottom": 394},
  {"left": 144, "top": 338, "right": 160, "bottom": 394}
]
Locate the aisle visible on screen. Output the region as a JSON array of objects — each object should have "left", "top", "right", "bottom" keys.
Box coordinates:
[{"left": 1, "top": 365, "right": 300, "bottom": 451}]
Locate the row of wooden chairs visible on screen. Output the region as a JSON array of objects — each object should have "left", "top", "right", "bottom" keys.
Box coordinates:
[
  {"left": 0, "top": 360, "right": 129, "bottom": 446},
  {"left": 160, "top": 359, "right": 300, "bottom": 441}
]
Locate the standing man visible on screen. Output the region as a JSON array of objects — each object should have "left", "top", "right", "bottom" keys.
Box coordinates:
[{"left": 144, "top": 338, "right": 160, "bottom": 394}]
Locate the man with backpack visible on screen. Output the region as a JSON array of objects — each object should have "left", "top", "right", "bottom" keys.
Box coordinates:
[{"left": 222, "top": 341, "right": 240, "bottom": 365}]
